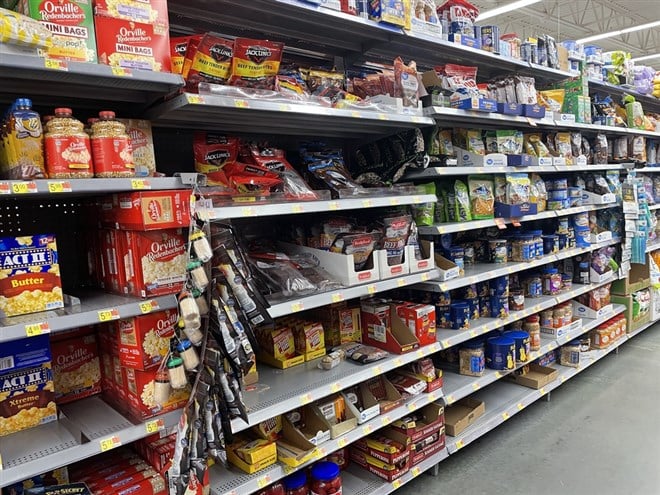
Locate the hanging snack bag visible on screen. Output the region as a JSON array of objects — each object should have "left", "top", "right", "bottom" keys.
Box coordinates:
[
  {"left": 505, "top": 174, "right": 530, "bottom": 204},
  {"left": 554, "top": 133, "right": 573, "bottom": 164},
  {"left": 570, "top": 132, "right": 582, "bottom": 158},
  {"left": 181, "top": 35, "right": 203, "bottom": 80},
  {"left": 380, "top": 214, "right": 413, "bottom": 265},
  {"left": 468, "top": 175, "right": 494, "bottom": 219},
  {"left": 455, "top": 180, "right": 472, "bottom": 221},
  {"left": 330, "top": 232, "right": 381, "bottom": 271},
  {"left": 394, "top": 57, "right": 419, "bottom": 107},
  {"left": 193, "top": 132, "right": 238, "bottom": 186},
  {"left": 630, "top": 136, "right": 646, "bottom": 163},
  {"left": 170, "top": 36, "right": 193, "bottom": 75},
  {"left": 613, "top": 137, "right": 628, "bottom": 161},
  {"left": 185, "top": 34, "right": 233, "bottom": 92},
  {"left": 228, "top": 38, "right": 284, "bottom": 90}
]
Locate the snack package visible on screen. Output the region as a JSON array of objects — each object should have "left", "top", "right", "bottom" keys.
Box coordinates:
[
  {"left": 394, "top": 57, "right": 419, "bottom": 107},
  {"left": 228, "top": 38, "right": 284, "bottom": 90},
  {"left": 570, "top": 132, "right": 582, "bottom": 158},
  {"left": 458, "top": 129, "right": 485, "bottom": 155},
  {"left": 307, "top": 68, "right": 345, "bottom": 98},
  {"left": 193, "top": 132, "right": 238, "bottom": 186},
  {"left": 467, "top": 175, "right": 494, "bottom": 219},
  {"left": 429, "top": 128, "right": 454, "bottom": 157},
  {"left": 531, "top": 173, "right": 547, "bottom": 211},
  {"left": 613, "top": 137, "right": 628, "bottom": 161},
  {"left": 554, "top": 133, "right": 573, "bottom": 164},
  {"left": 379, "top": 214, "right": 412, "bottom": 265},
  {"left": 505, "top": 174, "right": 530, "bottom": 204},
  {"left": 630, "top": 136, "right": 646, "bottom": 163},
  {"left": 330, "top": 232, "right": 381, "bottom": 271},
  {"left": 594, "top": 133, "right": 608, "bottom": 164},
  {"left": 185, "top": 34, "right": 233, "bottom": 91},
  {"left": 454, "top": 180, "right": 472, "bottom": 221},
  {"left": 170, "top": 36, "right": 193, "bottom": 74},
  {"left": 333, "top": 342, "right": 389, "bottom": 364},
  {"left": 436, "top": 0, "right": 479, "bottom": 35},
  {"left": 302, "top": 147, "right": 367, "bottom": 197},
  {"left": 538, "top": 89, "right": 565, "bottom": 112},
  {"left": 525, "top": 133, "right": 550, "bottom": 157},
  {"left": 412, "top": 183, "right": 436, "bottom": 226}
]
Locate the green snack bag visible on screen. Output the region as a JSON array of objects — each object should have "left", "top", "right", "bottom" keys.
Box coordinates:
[
  {"left": 413, "top": 183, "right": 436, "bottom": 226},
  {"left": 454, "top": 180, "right": 472, "bottom": 222},
  {"left": 434, "top": 182, "right": 446, "bottom": 223}
]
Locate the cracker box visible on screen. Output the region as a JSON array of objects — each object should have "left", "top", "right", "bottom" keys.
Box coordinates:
[
  {"left": 0, "top": 234, "right": 64, "bottom": 317},
  {"left": 291, "top": 319, "right": 326, "bottom": 361},
  {"left": 51, "top": 332, "right": 102, "bottom": 404},
  {"left": 123, "top": 229, "right": 187, "bottom": 298},
  {"left": 17, "top": 0, "right": 97, "bottom": 62},
  {"left": 100, "top": 190, "right": 192, "bottom": 231},
  {"left": 360, "top": 299, "right": 391, "bottom": 344},
  {"left": 124, "top": 366, "right": 189, "bottom": 420},
  {"left": 25, "top": 484, "right": 93, "bottom": 495},
  {"left": 117, "top": 309, "right": 177, "bottom": 370},
  {"left": 0, "top": 362, "right": 57, "bottom": 437},
  {"left": 94, "top": 15, "right": 171, "bottom": 72},
  {"left": 313, "top": 303, "right": 362, "bottom": 346},
  {"left": 93, "top": 0, "right": 168, "bottom": 32},
  {"left": 117, "top": 120, "right": 157, "bottom": 177}
]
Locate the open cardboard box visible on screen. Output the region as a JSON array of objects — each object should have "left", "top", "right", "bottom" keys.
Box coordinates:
[
  {"left": 349, "top": 447, "right": 411, "bottom": 482},
  {"left": 582, "top": 190, "right": 617, "bottom": 205},
  {"left": 375, "top": 248, "right": 410, "bottom": 279},
  {"left": 359, "top": 376, "right": 405, "bottom": 415},
  {"left": 394, "top": 367, "right": 443, "bottom": 393},
  {"left": 389, "top": 402, "right": 445, "bottom": 443},
  {"left": 409, "top": 426, "right": 446, "bottom": 466},
  {"left": 612, "top": 257, "right": 650, "bottom": 295},
  {"left": 507, "top": 364, "right": 558, "bottom": 389},
  {"left": 276, "top": 415, "right": 321, "bottom": 468},
  {"left": 353, "top": 428, "right": 411, "bottom": 464},
  {"left": 280, "top": 241, "right": 380, "bottom": 286},
  {"left": 540, "top": 318, "right": 582, "bottom": 339},
  {"left": 591, "top": 228, "right": 613, "bottom": 244},
  {"left": 408, "top": 241, "right": 435, "bottom": 274},
  {"left": 495, "top": 201, "right": 538, "bottom": 218},
  {"left": 572, "top": 301, "right": 614, "bottom": 320},
  {"left": 226, "top": 437, "right": 277, "bottom": 474},
  {"left": 590, "top": 266, "right": 616, "bottom": 284},
  {"left": 310, "top": 394, "right": 358, "bottom": 439},
  {"left": 444, "top": 397, "right": 485, "bottom": 437},
  {"left": 257, "top": 351, "right": 305, "bottom": 370},
  {"left": 433, "top": 252, "right": 461, "bottom": 281},
  {"left": 612, "top": 293, "right": 652, "bottom": 333},
  {"left": 455, "top": 147, "right": 507, "bottom": 167},
  {"left": 361, "top": 303, "right": 420, "bottom": 354},
  {"left": 343, "top": 389, "right": 380, "bottom": 424}
]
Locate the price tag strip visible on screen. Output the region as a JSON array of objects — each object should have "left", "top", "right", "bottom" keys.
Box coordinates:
[
  {"left": 25, "top": 321, "right": 50, "bottom": 337},
  {"left": 99, "top": 435, "right": 121, "bottom": 452},
  {"left": 145, "top": 418, "right": 165, "bottom": 433},
  {"left": 98, "top": 308, "right": 120, "bottom": 322}
]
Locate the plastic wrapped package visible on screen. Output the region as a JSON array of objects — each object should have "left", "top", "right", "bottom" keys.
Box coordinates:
[{"left": 0, "top": 7, "right": 51, "bottom": 48}]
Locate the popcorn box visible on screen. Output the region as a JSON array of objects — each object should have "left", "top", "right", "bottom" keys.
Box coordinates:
[
  {"left": 100, "top": 229, "right": 128, "bottom": 294},
  {"left": 100, "top": 190, "right": 192, "bottom": 231},
  {"left": 124, "top": 366, "right": 189, "bottom": 420},
  {"left": 123, "top": 229, "right": 187, "bottom": 298},
  {"left": 0, "top": 362, "right": 57, "bottom": 437},
  {"left": 51, "top": 332, "right": 102, "bottom": 404},
  {"left": 0, "top": 334, "right": 51, "bottom": 372},
  {"left": 0, "top": 234, "right": 63, "bottom": 317},
  {"left": 117, "top": 309, "right": 177, "bottom": 370},
  {"left": 18, "top": 0, "right": 97, "bottom": 62},
  {"left": 94, "top": 15, "right": 171, "bottom": 72},
  {"left": 93, "top": 0, "right": 168, "bottom": 32},
  {"left": 2, "top": 467, "right": 69, "bottom": 495},
  {"left": 117, "top": 120, "right": 157, "bottom": 177}
]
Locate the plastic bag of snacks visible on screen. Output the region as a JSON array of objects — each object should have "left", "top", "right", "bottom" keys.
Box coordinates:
[
  {"left": 0, "top": 7, "right": 51, "bottom": 48},
  {"left": 468, "top": 175, "right": 494, "bottom": 219}
]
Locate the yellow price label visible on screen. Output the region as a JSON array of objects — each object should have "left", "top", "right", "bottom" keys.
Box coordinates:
[
  {"left": 446, "top": 395, "right": 455, "bottom": 404},
  {"left": 291, "top": 205, "right": 304, "bottom": 214},
  {"left": 442, "top": 340, "right": 450, "bottom": 349},
  {"left": 351, "top": 111, "right": 361, "bottom": 118},
  {"left": 560, "top": 375, "right": 567, "bottom": 382},
  {"left": 278, "top": 104, "right": 290, "bottom": 111},
  {"left": 330, "top": 382, "right": 341, "bottom": 393},
  {"left": 362, "top": 424, "right": 374, "bottom": 435},
  {"left": 234, "top": 99, "right": 249, "bottom": 108},
  {"left": 407, "top": 403, "right": 416, "bottom": 412},
  {"left": 338, "top": 438, "right": 348, "bottom": 448},
  {"left": 412, "top": 196, "right": 422, "bottom": 204},
  {"left": 502, "top": 412, "right": 510, "bottom": 421},
  {"left": 111, "top": 66, "right": 132, "bottom": 77},
  {"left": 47, "top": 181, "right": 71, "bottom": 193},
  {"left": 99, "top": 435, "right": 121, "bottom": 452},
  {"left": 393, "top": 358, "right": 403, "bottom": 367},
  {"left": 397, "top": 278, "right": 406, "bottom": 287},
  {"left": 472, "top": 382, "right": 480, "bottom": 391},
  {"left": 331, "top": 293, "right": 344, "bottom": 303},
  {"left": 291, "top": 302, "right": 304, "bottom": 313},
  {"left": 328, "top": 201, "right": 339, "bottom": 210},
  {"left": 300, "top": 393, "right": 313, "bottom": 405},
  {"left": 131, "top": 179, "right": 151, "bottom": 190},
  {"left": 469, "top": 329, "right": 477, "bottom": 337},
  {"left": 439, "top": 284, "right": 448, "bottom": 292},
  {"left": 145, "top": 418, "right": 164, "bottom": 433},
  {"left": 437, "top": 226, "right": 446, "bottom": 234},
  {"left": 381, "top": 415, "right": 391, "bottom": 425},
  {"left": 25, "top": 322, "right": 50, "bottom": 337},
  {"left": 539, "top": 387, "right": 546, "bottom": 396},
  {"left": 241, "top": 207, "right": 255, "bottom": 217},
  {"left": 428, "top": 392, "right": 438, "bottom": 402},
  {"left": 377, "top": 113, "right": 388, "bottom": 120},
  {"left": 494, "top": 371, "right": 502, "bottom": 378},
  {"left": 416, "top": 349, "right": 424, "bottom": 359},
  {"left": 12, "top": 182, "right": 37, "bottom": 194},
  {"left": 421, "top": 273, "right": 430, "bottom": 282},
  {"left": 455, "top": 439, "right": 464, "bottom": 450},
  {"left": 187, "top": 94, "right": 204, "bottom": 104},
  {"left": 517, "top": 403, "right": 524, "bottom": 411},
  {"left": 44, "top": 58, "right": 68, "bottom": 71},
  {"left": 411, "top": 466, "right": 421, "bottom": 477},
  {"left": 257, "top": 475, "right": 271, "bottom": 489},
  {"left": 367, "top": 284, "right": 376, "bottom": 295},
  {"left": 392, "top": 480, "right": 402, "bottom": 489},
  {"left": 98, "top": 308, "right": 120, "bottom": 322},
  {"left": 372, "top": 365, "right": 382, "bottom": 376},
  {"left": 389, "top": 198, "right": 400, "bottom": 206},
  {"left": 362, "top": 199, "right": 373, "bottom": 208},
  {"left": 139, "top": 300, "right": 159, "bottom": 314}
]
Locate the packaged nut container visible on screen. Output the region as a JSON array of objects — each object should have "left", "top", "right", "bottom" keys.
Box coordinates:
[
  {"left": 45, "top": 108, "right": 93, "bottom": 178},
  {"left": 91, "top": 111, "right": 134, "bottom": 177}
]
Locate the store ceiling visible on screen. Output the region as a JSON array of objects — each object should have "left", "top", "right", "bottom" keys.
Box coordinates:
[{"left": 462, "top": 0, "right": 659, "bottom": 58}]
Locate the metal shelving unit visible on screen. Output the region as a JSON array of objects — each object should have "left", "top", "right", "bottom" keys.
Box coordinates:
[
  {"left": 0, "top": 177, "right": 191, "bottom": 197},
  {"left": 589, "top": 79, "right": 660, "bottom": 114},
  {"left": 405, "top": 163, "right": 629, "bottom": 180},
  {"left": 146, "top": 93, "right": 434, "bottom": 138},
  {"left": 0, "top": 397, "right": 181, "bottom": 486}
]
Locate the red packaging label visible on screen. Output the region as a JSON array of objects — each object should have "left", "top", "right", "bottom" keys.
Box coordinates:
[
  {"left": 124, "top": 367, "right": 189, "bottom": 420},
  {"left": 45, "top": 135, "right": 93, "bottom": 174},
  {"left": 117, "top": 309, "right": 177, "bottom": 370},
  {"left": 186, "top": 34, "right": 233, "bottom": 92},
  {"left": 93, "top": 0, "right": 169, "bottom": 31},
  {"left": 228, "top": 37, "right": 283, "bottom": 90},
  {"left": 51, "top": 333, "right": 101, "bottom": 404},
  {"left": 92, "top": 135, "right": 134, "bottom": 174}
]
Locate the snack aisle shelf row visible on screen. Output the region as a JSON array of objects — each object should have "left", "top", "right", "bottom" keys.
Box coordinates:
[
  {"left": 145, "top": 93, "right": 434, "bottom": 138},
  {"left": 209, "top": 387, "right": 444, "bottom": 495},
  {"left": 0, "top": 397, "right": 181, "bottom": 486},
  {"left": 266, "top": 269, "right": 439, "bottom": 318},
  {"left": 418, "top": 203, "right": 617, "bottom": 236},
  {"left": 0, "top": 52, "right": 183, "bottom": 106},
  {"left": 342, "top": 303, "right": 648, "bottom": 495},
  {"left": 0, "top": 292, "right": 177, "bottom": 344},
  {"left": 197, "top": 194, "right": 437, "bottom": 221},
  {"left": 589, "top": 79, "right": 660, "bottom": 114},
  {"left": 415, "top": 237, "right": 621, "bottom": 293},
  {"left": 0, "top": 177, "right": 193, "bottom": 197},
  {"left": 405, "top": 164, "right": 631, "bottom": 179},
  {"left": 166, "top": 0, "right": 574, "bottom": 82},
  {"left": 442, "top": 302, "right": 624, "bottom": 405}
]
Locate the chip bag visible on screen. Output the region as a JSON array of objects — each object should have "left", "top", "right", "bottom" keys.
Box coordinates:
[{"left": 468, "top": 175, "right": 494, "bottom": 219}]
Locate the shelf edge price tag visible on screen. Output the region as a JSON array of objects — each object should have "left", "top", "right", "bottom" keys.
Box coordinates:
[
  {"left": 330, "top": 382, "right": 341, "bottom": 393},
  {"left": 372, "top": 365, "right": 382, "bottom": 376},
  {"left": 502, "top": 412, "right": 510, "bottom": 421},
  {"left": 455, "top": 439, "right": 464, "bottom": 450},
  {"left": 111, "top": 66, "right": 132, "bottom": 77},
  {"left": 396, "top": 278, "right": 406, "bottom": 287},
  {"left": 187, "top": 94, "right": 204, "bottom": 104},
  {"left": 290, "top": 302, "right": 304, "bottom": 313},
  {"left": 241, "top": 206, "right": 255, "bottom": 217},
  {"left": 407, "top": 402, "right": 416, "bottom": 412},
  {"left": 99, "top": 435, "right": 121, "bottom": 452},
  {"left": 234, "top": 99, "right": 249, "bottom": 108},
  {"left": 362, "top": 199, "right": 373, "bottom": 208},
  {"left": 446, "top": 394, "right": 454, "bottom": 404},
  {"left": 392, "top": 479, "right": 402, "bottom": 489},
  {"left": 377, "top": 113, "right": 388, "bottom": 120},
  {"left": 300, "top": 393, "right": 313, "bottom": 405},
  {"left": 331, "top": 293, "right": 344, "bottom": 303},
  {"left": 0, "top": 182, "right": 9, "bottom": 195},
  {"left": 98, "top": 308, "right": 120, "bottom": 322},
  {"left": 139, "top": 300, "right": 159, "bottom": 314},
  {"left": 411, "top": 466, "right": 421, "bottom": 477},
  {"left": 421, "top": 272, "right": 430, "bottom": 282},
  {"left": 44, "top": 58, "right": 68, "bottom": 71},
  {"left": 362, "top": 424, "right": 373, "bottom": 435},
  {"left": 257, "top": 475, "right": 271, "bottom": 489},
  {"left": 517, "top": 403, "right": 524, "bottom": 411},
  {"left": 291, "top": 204, "right": 304, "bottom": 214},
  {"left": 12, "top": 181, "right": 37, "bottom": 194},
  {"left": 131, "top": 179, "right": 151, "bottom": 190},
  {"left": 145, "top": 418, "right": 164, "bottom": 434},
  {"left": 367, "top": 284, "right": 376, "bottom": 295},
  {"left": 47, "top": 181, "right": 72, "bottom": 193},
  {"left": 338, "top": 438, "right": 348, "bottom": 448},
  {"left": 393, "top": 357, "right": 403, "bottom": 367},
  {"left": 416, "top": 349, "right": 424, "bottom": 359},
  {"left": 389, "top": 198, "right": 400, "bottom": 206},
  {"left": 472, "top": 382, "right": 480, "bottom": 391},
  {"left": 25, "top": 321, "right": 50, "bottom": 337},
  {"left": 328, "top": 201, "right": 339, "bottom": 211}
]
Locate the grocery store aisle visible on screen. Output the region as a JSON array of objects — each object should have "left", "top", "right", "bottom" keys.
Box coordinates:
[{"left": 398, "top": 325, "right": 660, "bottom": 495}]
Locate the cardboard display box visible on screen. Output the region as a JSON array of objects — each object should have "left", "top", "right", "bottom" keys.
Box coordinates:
[
  {"left": 352, "top": 429, "right": 411, "bottom": 465},
  {"left": 612, "top": 291, "right": 652, "bottom": 333},
  {"left": 361, "top": 300, "right": 420, "bottom": 354},
  {"left": 507, "top": 364, "right": 558, "bottom": 389},
  {"left": 276, "top": 415, "right": 319, "bottom": 468},
  {"left": 310, "top": 395, "right": 358, "bottom": 439},
  {"left": 444, "top": 397, "right": 485, "bottom": 437},
  {"left": 612, "top": 257, "right": 650, "bottom": 295},
  {"left": 349, "top": 448, "right": 410, "bottom": 482},
  {"left": 359, "top": 376, "right": 405, "bottom": 415},
  {"left": 343, "top": 388, "right": 380, "bottom": 424},
  {"left": 409, "top": 427, "right": 446, "bottom": 466},
  {"left": 226, "top": 437, "right": 277, "bottom": 474}
]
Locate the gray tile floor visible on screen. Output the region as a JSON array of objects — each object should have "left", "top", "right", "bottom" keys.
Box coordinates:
[{"left": 398, "top": 324, "right": 660, "bottom": 495}]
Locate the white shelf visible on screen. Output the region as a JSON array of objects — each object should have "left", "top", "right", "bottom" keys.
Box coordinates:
[
  {"left": 0, "top": 177, "right": 192, "bottom": 197},
  {"left": 266, "top": 269, "right": 438, "bottom": 318},
  {"left": 210, "top": 388, "right": 443, "bottom": 495},
  {"left": 198, "top": 194, "right": 437, "bottom": 221},
  {"left": 646, "top": 239, "right": 660, "bottom": 253},
  {"left": 0, "top": 397, "right": 180, "bottom": 486},
  {"left": 416, "top": 238, "right": 620, "bottom": 293},
  {"left": 418, "top": 203, "right": 616, "bottom": 236}
]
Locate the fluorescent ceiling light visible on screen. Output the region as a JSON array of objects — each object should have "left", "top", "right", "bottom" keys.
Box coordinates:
[
  {"left": 632, "top": 53, "right": 660, "bottom": 62},
  {"left": 475, "top": 0, "right": 542, "bottom": 22},
  {"left": 576, "top": 20, "right": 660, "bottom": 44}
]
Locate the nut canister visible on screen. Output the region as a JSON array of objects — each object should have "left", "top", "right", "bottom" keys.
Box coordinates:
[
  {"left": 450, "top": 301, "right": 470, "bottom": 330},
  {"left": 486, "top": 336, "right": 516, "bottom": 370},
  {"left": 502, "top": 330, "right": 531, "bottom": 363}
]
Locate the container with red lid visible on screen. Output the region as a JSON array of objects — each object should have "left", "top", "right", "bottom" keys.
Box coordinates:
[{"left": 91, "top": 110, "right": 134, "bottom": 177}]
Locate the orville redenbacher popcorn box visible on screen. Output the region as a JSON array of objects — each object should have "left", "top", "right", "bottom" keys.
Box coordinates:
[{"left": 117, "top": 309, "right": 177, "bottom": 370}]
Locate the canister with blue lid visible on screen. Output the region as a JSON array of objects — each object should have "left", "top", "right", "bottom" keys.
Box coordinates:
[
  {"left": 502, "top": 330, "right": 530, "bottom": 363},
  {"left": 486, "top": 336, "right": 516, "bottom": 370}
]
